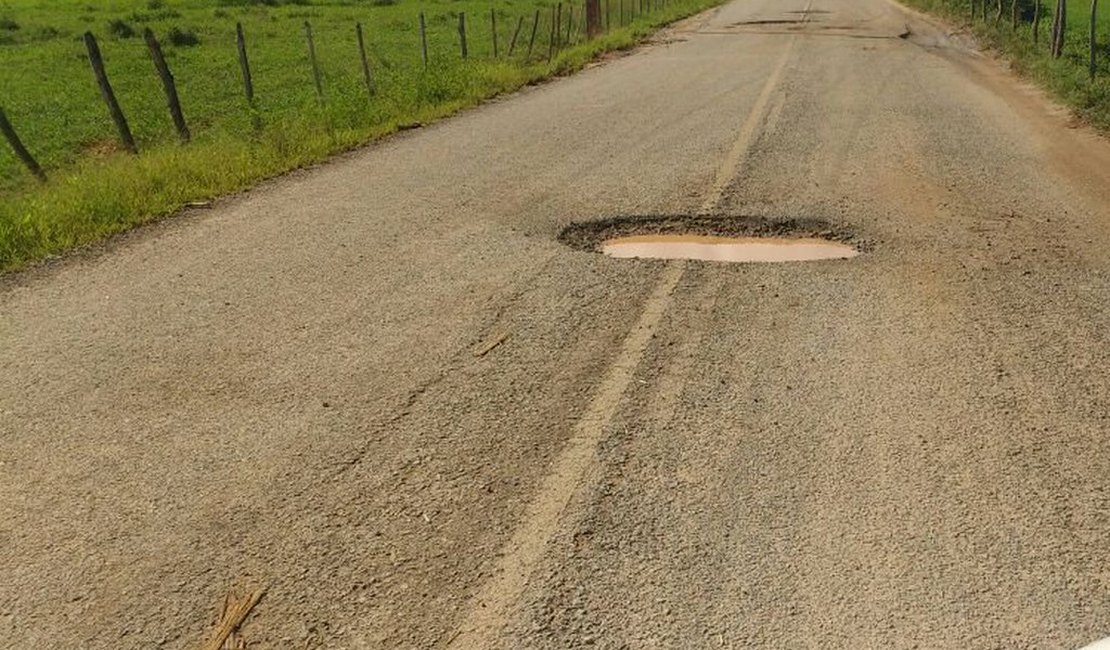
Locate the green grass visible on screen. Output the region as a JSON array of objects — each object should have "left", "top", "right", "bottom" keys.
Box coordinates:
[
  {"left": 902, "top": 0, "right": 1110, "bottom": 129},
  {"left": 0, "top": 0, "right": 723, "bottom": 272}
]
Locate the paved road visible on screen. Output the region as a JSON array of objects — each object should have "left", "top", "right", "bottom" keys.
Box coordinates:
[{"left": 4, "top": 0, "right": 1110, "bottom": 647}]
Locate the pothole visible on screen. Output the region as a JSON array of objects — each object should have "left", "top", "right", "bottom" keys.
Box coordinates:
[
  {"left": 729, "top": 19, "right": 809, "bottom": 26},
  {"left": 558, "top": 215, "right": 865, "bottom": 264}
]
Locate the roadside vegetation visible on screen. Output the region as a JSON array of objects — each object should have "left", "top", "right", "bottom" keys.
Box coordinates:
[
  {"left": 0, "top": 0, "right": 722, "bottom": 272},
  {"left": 904, "top": 0, "right": 1110, "bottom": 128}
]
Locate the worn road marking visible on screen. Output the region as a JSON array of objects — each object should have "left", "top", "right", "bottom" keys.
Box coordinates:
[
  {"left": 699, "top": 35, "right": 797, "bottom": 213},
  {"left": 446, "top": 34, "right": 799, "bottom": 650},
  {"left": 446, "top": 260, "right": 685, "bottom": 649}
]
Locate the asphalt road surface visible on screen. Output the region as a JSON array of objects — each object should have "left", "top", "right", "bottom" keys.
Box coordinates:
[{"left": 4, "top": 0, "right": 1110, "bottom": 647}]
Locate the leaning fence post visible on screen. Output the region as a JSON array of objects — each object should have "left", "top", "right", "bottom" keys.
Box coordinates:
[
  {"left": 83, "top": 31, "right": 137, "bottom": 154},
  {"left": 508, "top": 15, "right": 524, "bottom": 56},
  {"left": 527, "top": 10, "right": 541, "bottom": 59},
  {"left": 0, "top": 107, "right": 46, "bottom": 183},
  {"left": 458, "top": 12, "right": 468, "bottom": 59},
  {"left": 143, "top": 28, "right": 190, "bottom": 143},
  {"left": 419, "top": 12, "right": 429, "bottom": 68},
  {"left": 234, "top": 21, "right": 262, "bottom": 131},
  {"left": 491, "top": 9, "right": 499, "bottom": 57},
  {"left": 236, "top": 23, "right": 254, "bottom": 104},
  {"left": 356, "top": 23, "right": 375, "bottom": 96},
  {"left": 304, "top": 21, "right": 324, "bottom": 99}
]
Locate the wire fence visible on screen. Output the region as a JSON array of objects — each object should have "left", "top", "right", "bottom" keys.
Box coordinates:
[
  {"left": 0, "top": 0, "right": 675, "bottom": 185},
  {"left": 960, "top": 0, "right": 1107, "bottom": 76}
]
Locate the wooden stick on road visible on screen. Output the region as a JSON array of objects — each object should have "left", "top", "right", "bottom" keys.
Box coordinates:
[{"left": 199, "top": 588, "right": 264, "bottom": 650}]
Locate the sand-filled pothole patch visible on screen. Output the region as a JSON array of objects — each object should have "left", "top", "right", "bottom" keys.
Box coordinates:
[
  {"left": 602, "top": 234, "right": 858, "bottom": 262},
  {"left": 559, "top": 215, "right": 865, "bottom": 264}
]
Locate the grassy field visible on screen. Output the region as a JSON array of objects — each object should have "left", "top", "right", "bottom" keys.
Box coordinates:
[
  {"left": 902, "top": 0, "right": 1110, "bottom": 128},
  {"left": 0, "top": 0, "right": 722, "bottom": 272}
]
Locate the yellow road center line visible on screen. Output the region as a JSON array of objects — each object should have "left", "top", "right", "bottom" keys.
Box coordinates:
[
  {"left": 446, "top": 33, "right": 799, "bottom": 650},
  {"left": 699, "top": 35, "right": 798, "bottom": 213}
]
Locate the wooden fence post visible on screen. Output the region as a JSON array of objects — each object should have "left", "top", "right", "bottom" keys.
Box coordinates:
[
  {"left": 1051, "top": 0, "right": 1066, "bottom": 57},
  {"left": 555, "top": 3, "right": 563, "bottom": 46},
  {"left": 458, "top": 12, "right": 468, "bottom": 59},
  {"left": 527, "top": 10, "right": 541, "bottom": 58},
  {"left": 235, "top": 23, "right": 260, "bottom": 130},
  {"left": 0, "top": 107, "right": 46, "bottom": 183},
  {"left": 548, "top": 4, "right": 558, "bottom": 60},
  {"left": 143, "top": 28, "right": 190, "bottom": 143},
  {"left": 508, "top": 15, "right": 525, "bottom": 56},
  {"left": 356, "top": 22, "right": 375, "bottom": 96},
  {"left": 1090, "top": 0, "right": 1099, "bottom": 79},
  {"left": 304, "top": 21, "right": 324, "bottom": 99},
  {"left": 83, "top": 31, "right": 137, "bottom": 154},
  {"left": 1051, "top": 0, "right": 1060, "bottom": 51},
  {"left": 587, "top": 0, "right": 601, "bottom": 38},
  {"left": 419, "top": 12, "right": 429, "bottom": 68},
  {"left": 1033, "top": 0, "right": 1041, "bottom": 43},
  {"left": 236, "top": 23, "right": 254, "bottom": 104},
  {"left": 491, "top": 9, "right": 499, "bottom": 57}
]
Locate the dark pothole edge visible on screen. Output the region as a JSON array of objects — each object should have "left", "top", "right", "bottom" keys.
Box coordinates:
[{"left": 558, "top": 214, "right": 871, "bottom": 254}]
